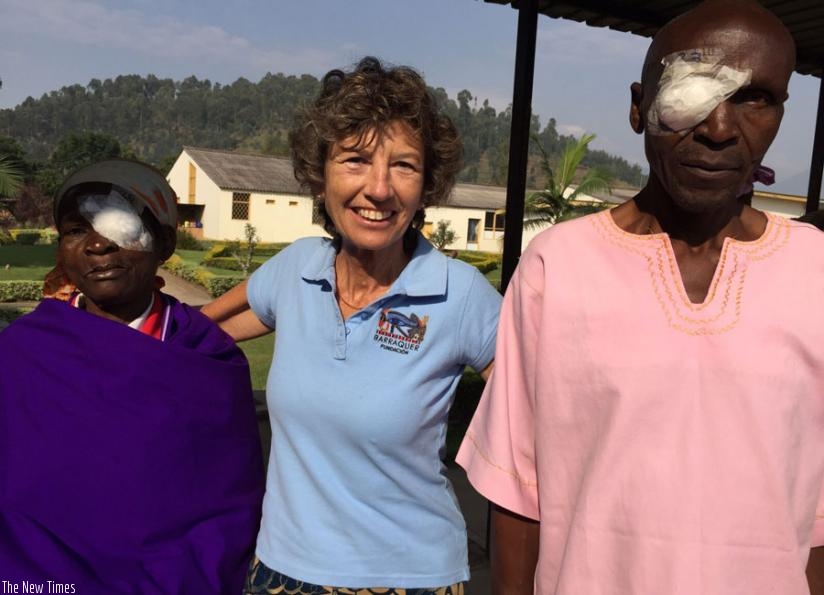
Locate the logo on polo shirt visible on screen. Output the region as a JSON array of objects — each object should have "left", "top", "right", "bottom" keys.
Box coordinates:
[{"left": 373, "top": 308, "right": 429, "bottom": 355}]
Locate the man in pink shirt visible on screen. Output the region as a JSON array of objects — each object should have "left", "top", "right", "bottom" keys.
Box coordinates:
[{"left": 457, "top": 1, "right": 824, "bottom": 593}]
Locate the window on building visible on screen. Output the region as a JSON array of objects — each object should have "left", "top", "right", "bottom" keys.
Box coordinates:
[
  {"left": 484, "top": 210, "right": 505, "bottom": 231},
  {"left": 289, "top": 201, "right": 298, "bottom": 206},
  {"left": 467, "top": 218, "right": 480, "bottom": 243},
  {"left": 232, "top": 192, "right": 250, "bottom": 220},
  {"left": 265, "top": 199, "right": 275, "bottom": 205}
]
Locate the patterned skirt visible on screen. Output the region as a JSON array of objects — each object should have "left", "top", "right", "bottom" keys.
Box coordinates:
[{"left": 243, "top": 557, "right": 466, "bottom": 595}]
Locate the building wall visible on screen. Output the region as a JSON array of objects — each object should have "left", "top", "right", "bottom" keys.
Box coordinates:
[
  {"left": 425, "top": 206, "right": 506, "bottom": 253},
  {"left": 243, "top": 193, "right": 326, "bottom": 243},
  {"left": 168, "top": 152, "right": 327, "bottom": 242},
  {"left": 751, "top": 195, "right": 805, "bottom": 219},
  {"left": 167, "top": 151, "right": 223, "bottom": 237}
]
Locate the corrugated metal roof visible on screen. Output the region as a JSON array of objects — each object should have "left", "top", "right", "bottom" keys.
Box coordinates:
[
  {"left": 484, "top": 0, "right": 824, "bottom": 77},
  {"left": 182, "top": 146, "right": 305, "bottom": 195}
]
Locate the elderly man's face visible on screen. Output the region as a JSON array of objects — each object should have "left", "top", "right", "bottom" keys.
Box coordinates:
[
  {"left": 632, "top": 16, "right": 793, "bottom": 213},
  {"left": 57, "top": 198, "right": 164, "bottom": 315}
]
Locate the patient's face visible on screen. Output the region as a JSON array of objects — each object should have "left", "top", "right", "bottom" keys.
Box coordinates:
[{"left": 57, "top": 199, "right": 162, "bottom": 320}]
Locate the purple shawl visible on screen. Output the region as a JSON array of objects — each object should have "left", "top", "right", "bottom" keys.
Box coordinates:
[{"left": 0, "top": 297, "right": 264, "bottom": 594}]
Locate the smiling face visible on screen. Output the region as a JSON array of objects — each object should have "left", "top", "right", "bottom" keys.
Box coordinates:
[
  {"left": 56, "top": 196, "right": 167, "bottom": 321},
  {"left": 631, "top": 2, "right": 795, "bottom": 213},
  {"left": 322, "top": 120, "right": 425, "bottom": 258}
]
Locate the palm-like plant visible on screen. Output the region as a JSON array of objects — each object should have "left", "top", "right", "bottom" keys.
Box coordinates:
[
  {"left": 0, "top": 156, "right": 23, "bottom": 198},
  {"left": 523, "top": 133, "right": 611, "bottom": 229}
]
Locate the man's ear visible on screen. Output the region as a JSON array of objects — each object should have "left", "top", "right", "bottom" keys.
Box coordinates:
[{"left": 630, "top": 82, "right": 644, "bottom": 134}]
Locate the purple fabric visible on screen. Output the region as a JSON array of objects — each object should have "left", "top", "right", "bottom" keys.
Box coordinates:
[{"left": 0, "top": 297, "right": 264, "bottom": 594}]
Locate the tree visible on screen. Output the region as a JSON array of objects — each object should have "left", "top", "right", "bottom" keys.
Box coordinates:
[
  {"left": 429, "top": 220, "right": 458, "bottom": 250},
  {"left": 523, "top": 133, "right": 611, "bottom": 229},
  {"left": 230, "top": 223, "right": 259, "bottom": 277},
  {"left": 0, "top": 157, "right": 23, "bottom": 198},
  {"left": 36, "top": 131, "right": 127, "bottom": 197},
  {"left": 6, "top": 183, "right": 51, "bottom": 227}
]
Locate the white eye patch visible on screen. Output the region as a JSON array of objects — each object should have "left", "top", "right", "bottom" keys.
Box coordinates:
[
  {"left": 647, "top": 50, "right": 751, "bottom": 135},
  {"left": 78, "top": 191, "right": 154, "bottom": 252}
]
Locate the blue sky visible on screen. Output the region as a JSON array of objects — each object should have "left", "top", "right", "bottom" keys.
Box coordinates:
[{"left": 0, "top": 0, "right": 820, "bottom": 194}]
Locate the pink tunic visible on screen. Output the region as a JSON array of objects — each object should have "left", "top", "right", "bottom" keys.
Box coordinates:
[{"left": 458, "top": 210, "right": 824, "bottom": 594}]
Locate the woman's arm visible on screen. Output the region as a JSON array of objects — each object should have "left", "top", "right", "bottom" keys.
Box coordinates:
[
  {"left": 491, "top": 504, "right": 540, "bottom": 595},
  {"left": 478, "top": 361, "right": 494, "bottom": 381},
  {"left": 201, "top": 279, "right": 272, "bottom": 341}
]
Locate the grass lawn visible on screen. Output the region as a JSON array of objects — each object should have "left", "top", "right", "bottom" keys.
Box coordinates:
[
  {"left": 484, "top": 267, "right": 502, "bottom": 292},
  {"left": 238, "top": 333, "right": 275, "bottom": 390},
  {"left": 0, "top": 245, "right": 56, "bottom": 281},
  {"left": 174, "top": 249, "right": 205, "bottom": 267}
]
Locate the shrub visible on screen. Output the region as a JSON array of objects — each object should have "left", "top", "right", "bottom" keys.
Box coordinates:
[
  {"left": 206, "top": 276, "right": 245, "bottom": 297},
  {"left": 429, "top": 220, "right": 458, "bottom": 250},
  {"left": 0, "top": 281, "right": 42, "bottom": 302},
  {"left": 255, "top": 243, "right": 287, "bottom": 257},
  {"left": 206, "top": 243, "right": 231, "bottom": 259},
  {"left": 0, "top": 229, "right": 12, "bottom": 246},
  {"left": 39, "top": 230, "right": 58, "bottom": 245},
  {"left": 15, "top": 231, "right": 41, "bottom": 246},
  {"left": 176, "top": 229, "right": 203, "bottom": 250},
  {"left": 192, "top": 268, "right": 215, "bottom": 287},
  {"left": 0, "top": 307, "right": 30, "bottom": 324},
  {"left": 201, "top": 256, "right": 262, "bottom": 273},
  {"left": 163, "top": 254, "right": 186, "bottom": 274},
  {"left": 164, "top": 256, "right": 244, "bottom": 297},
  {"left": 454, "top": 252, "right": 500, "bottom": 275},
  {"left": 206, "top": 242, "right": 285, "bottom": 260}
]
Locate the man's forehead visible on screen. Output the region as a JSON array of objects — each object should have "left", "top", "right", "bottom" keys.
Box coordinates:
[
  {"left": 644, "top": 2, "right": 795, "bottom": 80},
  {"left": 645, "top": 30, "right": 792, "bottom": 96}
]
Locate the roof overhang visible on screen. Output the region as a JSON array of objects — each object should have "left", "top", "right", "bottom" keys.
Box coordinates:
[{"left": 485, "top": 0, "right": 824, "bottom": 77}]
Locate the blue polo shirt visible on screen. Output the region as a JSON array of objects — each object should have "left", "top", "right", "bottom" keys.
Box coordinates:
[{"left": 247, "top": 234, "right": 501, "bottom": 588}]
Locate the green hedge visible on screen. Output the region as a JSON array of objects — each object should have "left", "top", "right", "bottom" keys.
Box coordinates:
[
  {"left": 201, "top": 256, "right": 262, "bottom": 273},
  {"left": 0, "top": 307, "right": 30, "bottom": 324},
  {"left": 0, "top": 281, "right": 43, "bottom": 302},
  {"left": 8, "top": 229, "right": 57, "bottom": 245},
  {"left": 164, "top": 255, "right": 244, "bottom": 297},
  {"left": 205, "top": 276, "right": 244, "bottom": 297},
  {"left": 453, "top": 252, "right": 500, "bottom": 275},
  {"left": 206, "top": 242, "right": 285, "bottom": 260},
  {"left": 15, "top": 232, "right": 41, "bottom": 246},
  {"left": 176, "top": 229, "right": 203, "bottom": 250}
]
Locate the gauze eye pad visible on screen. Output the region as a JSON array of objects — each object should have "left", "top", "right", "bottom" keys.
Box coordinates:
[
  {"left": 78, "top": 190, "right": 154, "bottom": 252},
  {"left": 647, "top": 49, "right": 751, "bottom": 134}
]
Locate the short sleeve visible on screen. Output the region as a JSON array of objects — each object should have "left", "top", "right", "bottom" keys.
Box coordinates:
[
  {"left": 456, "top": 269, "right": 503, "bottom": 372},
  {"left": 456, "top": 252, "right": 545, "bottom": 520},
  {"left": 247, "top": 253, "right": 282, "bottom": 330}
]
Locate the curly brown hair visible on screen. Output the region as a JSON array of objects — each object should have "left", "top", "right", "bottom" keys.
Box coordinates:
[{"left": 290, "top": 56, "right": 463, "bottom": 236}]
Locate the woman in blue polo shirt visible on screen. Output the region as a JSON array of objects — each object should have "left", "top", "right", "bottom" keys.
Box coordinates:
[{"left": 204, "top": 56, "right": 501, "bottom": 595}]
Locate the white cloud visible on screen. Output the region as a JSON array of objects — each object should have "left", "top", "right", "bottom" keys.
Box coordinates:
[
  {"left": 536, "top": 19, "right": 648, "bottom": 66},
  {"left": 557, "top": 123, "right": 587, "bottom": 137},
  {"left": 0, "top": 0, "right": 340, "bottom": 76}
]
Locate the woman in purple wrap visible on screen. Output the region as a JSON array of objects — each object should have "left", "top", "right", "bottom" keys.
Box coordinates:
[{"left": 0, "top": 159, "right": 265, "bottom": 594}]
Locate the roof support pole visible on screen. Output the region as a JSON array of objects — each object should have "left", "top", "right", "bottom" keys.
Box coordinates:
[
  {"left": 805, "top": 73, "right": 824, "bottom": 214},
  {"left": 500, "top": 0, "right": 539, "bottom": 291}
]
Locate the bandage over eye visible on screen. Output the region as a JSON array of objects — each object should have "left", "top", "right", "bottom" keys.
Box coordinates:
[
  {"left": 647, "top": 49, "right": 751, "bottom": 135},
  {"left": 78, "top": 190, "right": 154, "bottom": 251}
]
